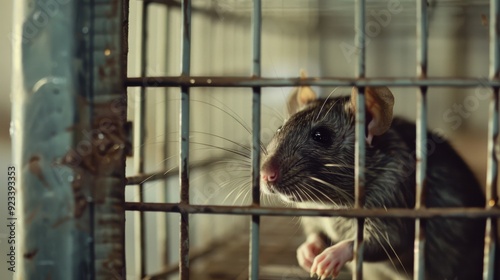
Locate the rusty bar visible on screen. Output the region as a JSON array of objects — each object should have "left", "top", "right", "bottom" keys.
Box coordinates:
[
  {"left": 134, "top": 0, "right": 150, "bottom": 278},
  {"left": 124, "top": 202, "right": 500, "bottom": 218},
  {"left": 179, "top": 0, "right": 192, "bottom": 280},
  {"left": 145, "top": 0, "right": 180, "bottom": 5},
  {"left": 484, "top": 0, "right": 500, "bottom": 278},
  {"left": 249, "top": 1, "right": 262, "bottom": 280},
  {"left": 353, "top": 0, "right": 366, "bottom": 279},
  {"left": 414, "top": 1, "right": 428, "bottom": 279},
  {"left": 160, "top": 5, "right": 173, "bottom": 268},
  {"left": 88, "top": 1, "right": 96, "bottom": 279},
  {"left": 87, "top": 0, "right": 128, "bottom": 276},
  {"left": 126, "top": 76, "right": 500, "bottom": 88}
]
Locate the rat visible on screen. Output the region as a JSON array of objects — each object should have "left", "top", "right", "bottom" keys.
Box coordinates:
[{"left": 260, "top": 83, "right": 498, "bottom": 279}]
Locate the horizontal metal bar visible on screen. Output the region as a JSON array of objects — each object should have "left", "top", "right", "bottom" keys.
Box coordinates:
[
  {"left": 126, "top": 76, "right": 500, "bottom": 88},
  {"left": 124, "top": 202, "right": 500, "bottom": 218},
  {"left": 144, "top": 0, "right": 179, "bottom": 5}
]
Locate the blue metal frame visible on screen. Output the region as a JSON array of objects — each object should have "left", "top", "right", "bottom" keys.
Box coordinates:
[{"left": 13, "top": 0, "right": 127, "bottom": 279}]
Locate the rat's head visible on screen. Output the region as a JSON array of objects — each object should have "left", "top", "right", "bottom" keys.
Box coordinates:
[{"left": 260, "top": 80, "right": 394, "bottom": 206}]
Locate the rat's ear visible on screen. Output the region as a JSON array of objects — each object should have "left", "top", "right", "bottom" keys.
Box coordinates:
[
  {"left": 287, "top": 70, "right": 317, "bottom": 115},
  {"left": 349, "top": 87, "right": 394, "bottom": 145}
]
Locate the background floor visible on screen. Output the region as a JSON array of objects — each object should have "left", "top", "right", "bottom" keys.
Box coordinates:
[{"left": 189, "top": 216, "right": 351, "bottom": 280}]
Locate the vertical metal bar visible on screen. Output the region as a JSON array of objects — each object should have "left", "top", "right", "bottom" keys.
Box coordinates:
[
  {"left": 135, "top": 1, "right": 149, "bottom": 278},
  {"left": 484, "top": 92, "right": 499, "bottom": 280},
  {"left": 353, "top": 1, "right": 365, "bottom": 279},
  {"left": 355, "top": 0, "right": 365, "bottom": 79},
  {"left": 484, "top": 1, "right": 499, "bottom": 279},
  {"left": 414, "top": 1, "right": 428, "bottom": 280},
  {"left": 88, "top": 1, "right": 96, "bottom": 278},
  {"left": 249, "top": 1, "right": 262, "bottom": 280},
  {"left": 87, "top": 0, "right": 128, "bottom": 277},
  {"left": 160, "top": 2, "right": 177, "bottom": 267},
  {"left": 179, "top": 1, "right": 192, "bottom": 280},
  {"left": 161, "top": 6, "right": 173, "bottom": 269},
  {"left": 161, "top": 112, "right": 171, "bottom": 268}
]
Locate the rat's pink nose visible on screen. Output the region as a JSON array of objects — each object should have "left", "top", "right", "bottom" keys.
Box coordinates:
[{"left": 261, "top": 169, "right": 278, "bottom": 182}]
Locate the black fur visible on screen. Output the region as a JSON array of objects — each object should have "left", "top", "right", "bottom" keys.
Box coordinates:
[{"left": 261, "top": 96, "right": 497, "bottom": 279}]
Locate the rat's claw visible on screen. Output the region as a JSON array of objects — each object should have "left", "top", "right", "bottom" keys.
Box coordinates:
[{"left": 309, "top": 240, "right": 354, "bottom": 280}]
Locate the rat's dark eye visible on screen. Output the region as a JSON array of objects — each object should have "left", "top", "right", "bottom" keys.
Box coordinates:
[{"left": 311, "top": 127, "right": 333, "bottom": 146}]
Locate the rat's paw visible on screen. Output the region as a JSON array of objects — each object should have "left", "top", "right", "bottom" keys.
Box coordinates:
[
  {"left": 310, "top": 240, "right": 353, "bottom": 280},
  {"left": 296, "top": 233, "right": 327, "bottom": 271}
]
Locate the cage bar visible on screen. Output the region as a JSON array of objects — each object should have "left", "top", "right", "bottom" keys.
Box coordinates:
[
  {"left": 179, "top": 1, "right": 192, "bottom": 279},
  {"left": 353, "top": 1, "right": 366, "bottom": 279},
  {"left": 414, "top": 1, "right": 428, "bottom": 279},
  {"left": 126, "top": 76, "right": 500, "bottom": 88},
  {"left": 134, "top": 1, "right": 150, "bottom": 277},
  {"left": 124, "top": 202, "right": 500, "bottom": 218},
  {"left": 249, "top": 1, "right": 262, "bottom": 280},
  {"left": 483, "top": 0, "right": 500, "bottom": 279},
  {"left": 161, "top": 6, "right": 175, "bottom": 267},
  {"left": 85, "top": 0, "right": 128, "bottom": 276},
  {"left": 484, "top": 89, "right": 499, "bottom": 280},
  {"left": 159, "top": 4, "right": 182, "bottom": 270}
]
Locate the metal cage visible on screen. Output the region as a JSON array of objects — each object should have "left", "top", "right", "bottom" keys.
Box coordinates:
[{"left": 12, "top": 0, "right": 500, "bottom": 279}]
